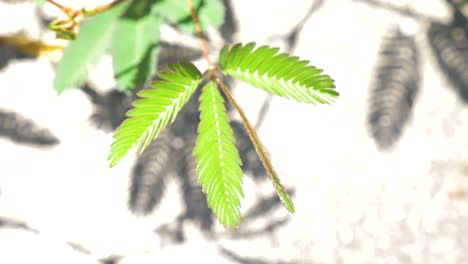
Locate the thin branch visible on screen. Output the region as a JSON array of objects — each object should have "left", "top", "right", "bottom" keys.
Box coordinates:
[
  {"left": 46, "top": 0, "right": 73, "bottom": 14},
  {"left": 216, "top": 78, "right": 294, "bottom": 212},
  {"left": 187, "top": 0, "right": 212, "bottom": 65},
  {"left": 83, "top": 0, "right": 126, "bottom": 17},
  {"left": 46, "top": 0, "right": 125, "bottom": 18}
]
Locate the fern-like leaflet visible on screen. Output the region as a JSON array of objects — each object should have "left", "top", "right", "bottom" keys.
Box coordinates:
[
  {"left": 108, "top": 62, "right": 202, "bottom": 167},
  {"left": 219, "top": 42, "right": 338, "bottom": 104},
  {"left": 193, "top": 81, "right": 244, "bottom": 228}
]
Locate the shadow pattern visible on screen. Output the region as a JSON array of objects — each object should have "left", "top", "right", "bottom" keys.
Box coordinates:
[
  {"left": 368, "top": 27, "right": 420, "bottom": 151},
  {"left": 0, "top": 109, "right": 59, "bottom": 146},
  {"left": 220, "top": 0, "right": 238, "bottom": 43},
  {"left": 82, "top": 85, "right": 133, "bottom": 131},
  {"left": 267, "top": 0, "right": 325, "bottom": 50},
  {"left": 157, "top": 42, "right": 203, "bottom": 73},
  {"left": 219, "top": 246, "right": 307, "bottom": 264},
  {"left": 428, "top": 7, "right": 468, "bottom": 104},
  {"left": 0, "top": 217, "right": 39, "bottom": 233},
  {"left": 128, "top": 129, "right": 173, "bottom": 216},
  {"left": 0, "top": 42, "right": 32, "bottom": 71}
]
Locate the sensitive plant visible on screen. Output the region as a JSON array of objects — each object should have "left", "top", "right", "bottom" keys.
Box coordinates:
[{"left": 45, "top": 0, "right": 338, "bottom": 227}]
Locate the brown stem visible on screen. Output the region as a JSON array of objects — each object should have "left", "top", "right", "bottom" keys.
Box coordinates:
[
  {"left": 216, "top": 78, "right": 294, "bottom": 213},
  {"left": 46, "top": 0, "right": 73, "bottom": 13},
  {"left": 83, "top": 0, "right": 126, "bottom": 17},
  {"left": 47, "top": 0, "right": 125, "bottom": 18},
  {"left": 187, "top": 0, "right": 212, "bottom": 65},
  {"left": 216, "top": 78, "right": 275, "bottom": 181}
]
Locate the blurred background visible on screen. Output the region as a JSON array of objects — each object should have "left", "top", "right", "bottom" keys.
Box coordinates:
[{"left": 0, "top": 0, "right": 468, "bottom": 263}]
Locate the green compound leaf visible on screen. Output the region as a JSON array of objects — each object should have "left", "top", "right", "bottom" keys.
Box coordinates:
[
  {"left": 219, "top": 42, "right": 338, "bottom": 104},
  {"left": 108, "top": 62, "right": 202, "bottom": 167},
  {"left": 193, "top": 81, "right": 244, "bottom": 228},
  {"left": 153, "top": 0, "right": 224, "bottom": 33},
  {"left": 113, "top": 0, "right": 162, "bottom": 91},
  {"left": 54, "top": 1, "right": 128, "bottom": 94}
]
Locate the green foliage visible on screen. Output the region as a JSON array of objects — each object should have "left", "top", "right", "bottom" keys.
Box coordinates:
[
  {"left": 50, "top": 0, "right": 338, "bottom": 228},
  {"left": 108, "top": 62, "right": 202, "bottom": 167},
  {"left": 193, "top": 81, "right": 244, "bottom": 228},
  {"left": 153, "top": 0, "right": 225, "bottom": 32},
  {"left": 112, "top": 1, "right": 161, "bottom": 91},
  {"left": 54, "top": 1, "right": 128, "bottom": 93},
  {"left": 219, "top": 42, "right": 338, "bottom": 104},
  {"left": 109, "top": 41, "right": 337, "bottom": 227},
  {"left": 53, "top": 0, "right": 224, "bottom": 92},
  {"left": 458, "top": 0, "right": 468, "bottom": 7},
  {"left": 36, "top": 0, "right": 46, "bottom": 6}
]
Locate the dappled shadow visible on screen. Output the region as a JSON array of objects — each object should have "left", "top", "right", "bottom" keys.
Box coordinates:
[{"left": 355, "top": 0, "right": 468, "bottom": 149}]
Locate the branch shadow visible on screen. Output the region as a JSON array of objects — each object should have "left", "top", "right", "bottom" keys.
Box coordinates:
[
  {"left": 220, "top": 0, "right": 238, "bottom": 43},
  {"left": 267, "top": 0, "right": 325, "bottom": 50},
  {"left": 219, "top": 246, "right": 308, "bottom": 264},
  {"left": 0, "top": 41, "right": 33, "bottom": 71}
]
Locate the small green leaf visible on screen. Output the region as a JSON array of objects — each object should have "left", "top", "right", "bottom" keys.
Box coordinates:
[
  {"left": 193, "top": 81, "right": 244, "bottom": 228},
  {"left": 179, "top": 0, "right": 225, "bottom": 32},
  {"left": 219, "top": 42, "right": 338, "bottom": 104},
  {"left": 113, "top": 0, "right": 162, "bottom": 91},
  {"left": 153, "top": 0, "right": 197, "bottom": 24},
  {"left": 108, "top": 62, "right": 202, "bottom": 167},
  {"left": 154, "top": 0, "right": 224, "bottom": 32},
  {"left": 54, "top": 1, "right": 129, "bottom": 93}
]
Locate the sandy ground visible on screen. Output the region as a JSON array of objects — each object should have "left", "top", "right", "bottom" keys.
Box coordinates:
[{"left": 0, "top": 0, "right": 467, "bottom": 263}]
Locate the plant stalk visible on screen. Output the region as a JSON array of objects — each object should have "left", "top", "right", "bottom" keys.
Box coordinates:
[
  {"left": 46, "top": 0, "right": 73, "bottom": 13},
  {"left": 46, "top": 0, "right": 125, "bottom": 18},
  {"left": 187, "top": 0, "right": 212, "bottom": 66},
  {"left": 216, "top": 78, "right": 294, "bottom": 212}
]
